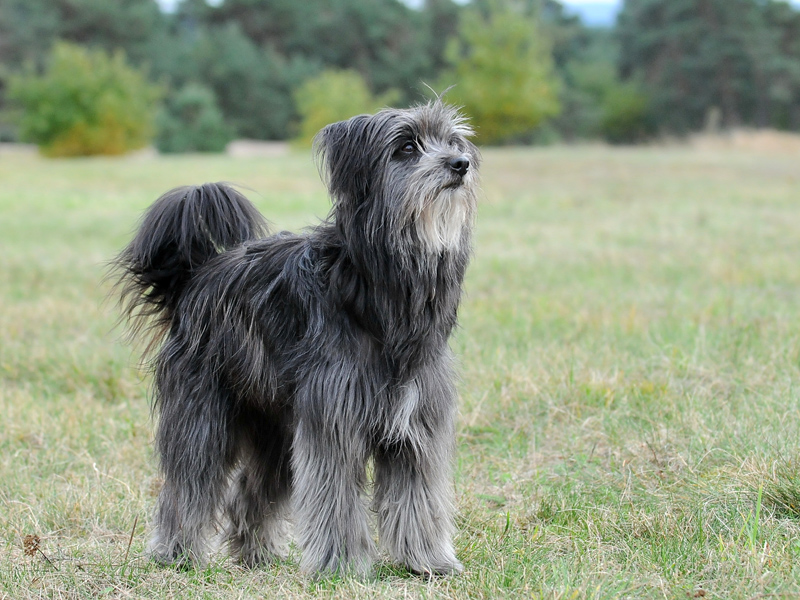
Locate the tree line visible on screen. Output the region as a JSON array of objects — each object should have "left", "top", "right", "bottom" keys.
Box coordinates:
[{"left": 0, "top": 0, "right": 798, "bottom": 155}]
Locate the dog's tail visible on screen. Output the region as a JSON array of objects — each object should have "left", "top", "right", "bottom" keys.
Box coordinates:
[{"left": 111, "top": 182, "right": 269, "bottom": 349}]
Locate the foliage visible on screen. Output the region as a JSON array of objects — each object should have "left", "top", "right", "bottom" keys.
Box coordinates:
[
  {"left": 164, "top": 0, "right": 446, "bottom": 140},
  {"left": 540, "top": 5, "right": 621, "bottom": 142},
  {"left": 599, "top": 80, "right": 655, "bottom": 143},
  {"left": 760, "top": 1, "right": 800, "bottom": 129},
  {"left": 0, "top": 0, "right": 166, "bottom": 68},
  {"left": 553, "top": 58, "right": 614, "bottom": 140},
  {"left": 293, "top": 69, "right": 400, "bottom": 146},
  {"left": 8, "top": 42, "right": 160, "bottom": 156},
  {"left": 186, "top": 22, "right": 317, "bottom": 140},
  {"left": 617, "top": 0, "right": 800, "bottom": 133},
  {"left": 155, "top": 83, "right": 233, "bottom": 154},
  {"left": 531, "top": 1, "right": 655, "bottom": 144},
  {"left": 204, "top": 0, "right": 431, "bottom": 99},
  {"left": 441, "top": 3, "right": 561, "bottom": 145},
  {"left": 547, "top": 53, "right": 655, "bottom": 144},
  {"left": 424, "top": 0, "right": 463, "bottom": 78},
  {"left": 0, "top": 0, "right": 443, "bottom": 145},
  {"left": 2, "top": 0, "right": 800, "bottom": 144}
]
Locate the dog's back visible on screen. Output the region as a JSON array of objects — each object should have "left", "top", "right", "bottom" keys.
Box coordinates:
[{"left": 161, "top": 231, "right": 321, "bottom": 404}]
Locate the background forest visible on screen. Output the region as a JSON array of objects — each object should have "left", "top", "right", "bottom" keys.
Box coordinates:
[{"left": 1, "top": 0, "right": 800, "bottom": 153}]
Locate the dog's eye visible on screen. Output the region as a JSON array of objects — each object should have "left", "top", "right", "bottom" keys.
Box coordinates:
[{"left": 400, "top": 141, "right": 417, "bottom": 154}]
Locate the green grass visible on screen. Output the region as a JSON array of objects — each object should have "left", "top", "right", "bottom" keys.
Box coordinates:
[{"left": 2, "top": 143, "right": 800, "bottom": 598}]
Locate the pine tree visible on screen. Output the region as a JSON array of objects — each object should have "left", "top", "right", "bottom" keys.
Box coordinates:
[
  {"left": 617, "top": 0, "right": 800, "bottom": 133},
  {"left": 0, "top": 0, "right": 166, "bottom": 68}
]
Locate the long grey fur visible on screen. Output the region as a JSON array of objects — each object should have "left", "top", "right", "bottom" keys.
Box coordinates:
[{"left": 111, "top": 101, "right": 480, "bottom": 577}]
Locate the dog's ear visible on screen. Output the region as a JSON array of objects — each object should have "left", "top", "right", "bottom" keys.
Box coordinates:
[{"left": 313, "top": 115, "right": 374, "bottom": 205}]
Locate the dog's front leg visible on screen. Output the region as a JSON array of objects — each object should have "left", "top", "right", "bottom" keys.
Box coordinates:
[
  {"left": 373, "top": 377, "right": 463, "bottom": 577},
  {"left": 291, "top": 417, "right": 375, "bottom": 577}
]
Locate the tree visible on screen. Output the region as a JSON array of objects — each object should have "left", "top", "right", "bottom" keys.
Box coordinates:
[
  {"left": 8, "top": 42, "right": 161, "bottom": 156},
  {"left": 155, "top": 83, "right": 233, "bottom": 153},
  {"left": 760, "top": 1, "right": 800, "bottom": 129},
  {"left": 537, "top": 1, "right": 623, "bottom": 141},
  {"left": 0, "top": 0, "right": 166, "bottom": 68},
  {"left": 599, "top": 80, "right": 654, "bottom": 143},
  {"left": 196, "top": 0, "right": 431, "bottom": 101},
  {"left": 617, "top": 0, "right": 800, "bottom": 133},
  {"left": 0, "top": 0, "right": 168, "bottom": 142},
  {"left": 421, "top": 0, "right": 464, "bottom": 78},
  {"left": 155, "top": 0, "right": 426, "bottom": 140},
  {"left": 188, "top": 22, "right": 316, "bottom": 140},
  {"left": 293, "top": 69, "right": 399, "bottom": 146},
  {"left": 0, "top": 0, "right": 476, "bottom": 143},
  {"left": 441, "top": 3, "right": 561, "bottom": 144}
]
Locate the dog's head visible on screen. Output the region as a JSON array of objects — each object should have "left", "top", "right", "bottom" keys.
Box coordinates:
[{"left": 315, "top": 101, "right": 480, "bottom": 255}]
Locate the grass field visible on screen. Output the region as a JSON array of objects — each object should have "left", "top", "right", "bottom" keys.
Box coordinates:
[{"left": 1, "top": 141, "right": 800, "bottom": 599}]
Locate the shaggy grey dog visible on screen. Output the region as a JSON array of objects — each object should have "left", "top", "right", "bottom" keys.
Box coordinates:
[{"left": 113, "top": 101, "right": 479, "bottom": 577}]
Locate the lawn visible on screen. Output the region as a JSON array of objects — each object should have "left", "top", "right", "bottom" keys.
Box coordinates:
[{"left": 1, "top": 141, "right": 800, "bottom": 599}]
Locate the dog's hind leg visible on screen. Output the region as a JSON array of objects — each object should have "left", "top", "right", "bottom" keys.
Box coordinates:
[
  {"left": 291, "top": 413, "right": 375, "bottom": 577},
  {"left": 148, "top": 380, "right": 237, "bottom": 568},
  {"left": 225, "top": 412, "right": 292, "bottom": 567},
  {"left": 373, "top": 376, "right": 463, "bottom": 577}
]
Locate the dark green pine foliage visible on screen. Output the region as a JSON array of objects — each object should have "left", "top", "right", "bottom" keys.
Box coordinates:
[
  {"left": 144, "top": 1, "right": 313, "bottom": 140},
  {"left": 201, "top": 0, "right": 432, "bottom": 100},
  {"left": 155, "top": 83, "right": 233, "bottom": 153},
  {"left": 0, "top": 0, "right": 167, "bottom": 142},
  {"left": 175, "top": 20, "right": 315, "bottom": 140},
  {"left": 760, "top": 2, "right": 800, "bottom": 130},
  {"left": 618, "top": 0, "right": 800, "bottom": 133},
  {"left": 424, "top": 0, "right": 463, "bottom": 78},
  {"left": 0, "top": 0, "right": 166, "bottom": 68},
  {"left": 540, "top": 0, "right": 620, "bottom": 140}
]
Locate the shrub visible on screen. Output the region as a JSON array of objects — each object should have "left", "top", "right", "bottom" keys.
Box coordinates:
[
  {"left": 8, "top": 42, "right": 161, "bottom": 156},
  {"left": 600, "top": 82, "right": 656, "bottom": 144},
  {"left": 293, "top": 69, "right": 399, "bottom": 146},
  {"left": 441, "top": 6, "right": 561, "bottom": 145},
  {"left": 188, "top": 22, "right": 315, "bottom": 140},
  {"left": 155, "top": 84, "right": 233, "bottom": 153}
]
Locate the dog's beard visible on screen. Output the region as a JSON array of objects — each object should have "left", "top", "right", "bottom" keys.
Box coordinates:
[
  {"left": 399, "top": 166, "right": 478, "bottom": 255},
  {"left": 416, "top": 187, "right": 473, "bottom": 253}
]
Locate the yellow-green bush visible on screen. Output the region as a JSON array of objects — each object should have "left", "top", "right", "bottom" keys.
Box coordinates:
[
  {"left": 293, "top": 69, "right": 398, "bottom": 146},
  {"left": 441, "top": 6, "right": 561, "bottom": 145},
  {"left": 8, "top": 42, "right": 161, "bottom": 157}
]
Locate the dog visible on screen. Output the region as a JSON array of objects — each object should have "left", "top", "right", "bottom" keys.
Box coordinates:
[{"left": 112, "top": 100, "right": 479, "bottom": 577}]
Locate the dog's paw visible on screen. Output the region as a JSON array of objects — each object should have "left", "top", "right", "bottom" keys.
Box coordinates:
[
  {"left": 150, "top": 546, "right": 197, "bottom": 571},
  {"left": 407, "top": 557, "right": 464, "bottom": 578},
  {"left": 302, "top": 553, "right": 374, "bottom": 580},
  {"left": 148, "top": 532, "right": 209, "bottom": 571},
  {"left": 234, "top": 542, "right": 289, "bottom": 569}
]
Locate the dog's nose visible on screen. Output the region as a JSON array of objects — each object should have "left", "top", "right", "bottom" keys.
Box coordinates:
[{"left": 448, "top": 156, "right": 470, "bottom": 177}]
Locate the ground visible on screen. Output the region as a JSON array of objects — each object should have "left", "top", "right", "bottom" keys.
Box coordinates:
[{"left": 1, "top": 139, "right": 800, "bottom": 599}]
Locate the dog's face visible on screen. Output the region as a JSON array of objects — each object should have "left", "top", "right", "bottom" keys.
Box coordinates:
[{"left": 315, "top": 102, "right": 480, "bottom": 254}]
